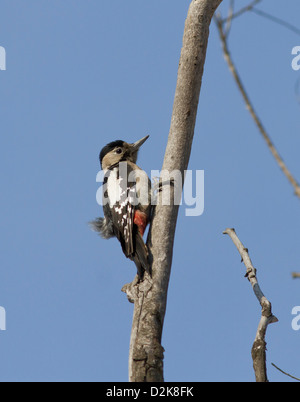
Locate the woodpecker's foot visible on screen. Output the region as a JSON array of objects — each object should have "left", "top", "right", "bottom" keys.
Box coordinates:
[
  {"left": 157, "top": 178, "right": 175, "bottom": 192},
  {"left": 151, "top": 178, "right": 175, "bottom": 208}
]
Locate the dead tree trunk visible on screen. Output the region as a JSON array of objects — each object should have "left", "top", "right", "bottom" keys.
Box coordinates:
[{"left": 122, "top": 0, "right": 223, "bottom": 382}]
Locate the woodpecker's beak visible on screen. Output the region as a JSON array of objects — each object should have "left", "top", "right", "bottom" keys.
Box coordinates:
[{"left": 131, "top": 135, "right": 149, "bottom": 151}]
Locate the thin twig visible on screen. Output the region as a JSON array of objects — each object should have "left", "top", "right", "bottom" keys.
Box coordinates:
[
  {"left": 223, "top": 228, "right": 278, "bottom": 382},
  {"left": 251, "top": 8, "right": 300, "bottom": 37},
  {"left": 221, "top": 1, "right": 300, "bottom": 37},
  {"left": 271, "top": 363, "right": 300, "bottom": 382},
  {"left": 221, "top": 0, "right": 261, "bottom": 23},
  {"left": 223, "top": 0, "right": 234, "bottom": 38},
  {"left": 215, "top": 15, "right": 300, "bottom": 200}
]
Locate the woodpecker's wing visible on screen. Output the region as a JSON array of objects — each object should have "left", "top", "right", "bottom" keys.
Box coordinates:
[
  {"left": 105, "top": 163, "right": 138, "bottom": 257},
  {"left": 101, "top": 164, "right": 151, "bottom": 278},
  {"left": 108, "top": 166, "right": 151, "bottom": 278},
  {"left": 109, "top": 185, "right": 136, "bottom": 258},
  {"left": 109, "top": 192, "right": 151, "bottom": 278}
]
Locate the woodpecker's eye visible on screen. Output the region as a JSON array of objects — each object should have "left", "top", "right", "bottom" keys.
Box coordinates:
[{"left": 115, "top": 148, "right": 122, "bottom": 154}]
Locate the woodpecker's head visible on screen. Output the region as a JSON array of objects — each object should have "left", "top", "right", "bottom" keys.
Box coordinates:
[{"left": 100, "top": 135, "right": 149, "bottom": 170}]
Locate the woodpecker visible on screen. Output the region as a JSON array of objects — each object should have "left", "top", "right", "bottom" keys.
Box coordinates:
[{"left": 90, "top": 135, "right": 151, "bottom": 279}]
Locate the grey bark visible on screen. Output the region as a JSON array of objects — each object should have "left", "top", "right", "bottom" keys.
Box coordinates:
[{"left": 122, "top": 0, "right": 223, "bottom": 382}]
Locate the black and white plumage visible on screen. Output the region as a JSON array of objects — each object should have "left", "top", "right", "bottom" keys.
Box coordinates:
[{"left": 90, "top": 136, "right": 151, "bottom": 279}]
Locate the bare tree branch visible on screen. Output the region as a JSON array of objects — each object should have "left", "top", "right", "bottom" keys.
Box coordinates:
[
  {"left": 223, "top": 228, "right": 278, "bottom": 382},
  {"left": 220, "top": 0, "right": 261, "bottom": 24},
  {"left": 122, "top": 0, "right": 224, "bottom": 382},
  {"left": 221, "top": 2, "right": 300, "bottom": 37},
  {"left": 223, "top": 0, "right": 234, "bottom": 38},
  {"left": 271, "top": 363, "right": 300, "bottom": 382},
  {"left": 251, "top": 8, "right": 300, "bottom": 37},
  {"left": 215, "top": 15, "right": 300, "bottom": 200}
]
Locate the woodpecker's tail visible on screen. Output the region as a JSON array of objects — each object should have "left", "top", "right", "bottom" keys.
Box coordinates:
[
  {"left": 133, "top": 231, "right": 151, "bottom": 280},
  {"left": 89, "top": 217, "right": 114, "bottom": 239}
]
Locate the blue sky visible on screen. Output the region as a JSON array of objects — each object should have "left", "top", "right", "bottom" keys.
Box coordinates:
[{"left": 0, "top": 0, "right": 300, "bottom": 382}]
